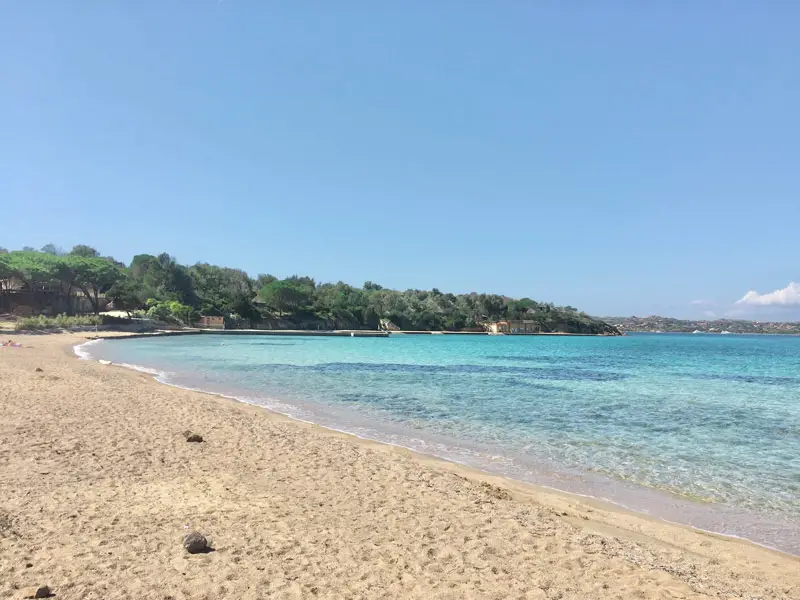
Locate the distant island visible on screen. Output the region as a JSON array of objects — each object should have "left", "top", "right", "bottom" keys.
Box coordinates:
[
  {"left": 0, "top": 244, "right": 621, "bottom": 335},
  {"left": 604, "top": 315, "right": 800, "bottom": 335}
]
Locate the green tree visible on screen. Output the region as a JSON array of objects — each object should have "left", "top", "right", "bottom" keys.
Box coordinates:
[
  {"left": 0, "top": 251, "right": 61, "bottom": 313},
  {"left": 259, "top": 279, "right": 313, "bottom": 315},
  {"left": 52, "top": 256, "right": 81, "bottom": 314},
  {"left": 189, "top": 263, "right": 258, "bottom": 321},
  {"left": 70, "top": 244, "right": 101, "bottom": 258},
  {"left": 506, "top": 297, "right": 538, "bottom": 320},
  {"left": 312, "top": 282, "right": 369, "bottom": 328},
  {"left": 256, "top": 273, "right": 277, "bottom": 288},
  {"left": 106, "top": 276, "right": 145, "bottom": 315},
  {"left": 0, "top": 253, "right": 13, "bottom": 309},
  {"left": 9, "top": 251, "right": 60, "bottom": 291},
  {"left": 40, "top": 243, "right": 65, "bottom": 256},
  {"left": 477, "top": 294, "right": 506, "bottom": 321},
  {"left": 168, "top": 301, "right": 196, "bottom": 325},
  {"left": 128, "top": 253, "right": 197, "bottom": 305},
  {"left": 144, "top": 299, "right": 195, "bottom": 325},
  {"left": 70, "top": 257, "right": 123, "bottom": 314},
  {"left": 145, "top": 298, "right": 171, "bottom": 321}
]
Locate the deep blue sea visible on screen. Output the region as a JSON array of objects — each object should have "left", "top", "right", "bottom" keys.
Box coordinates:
[{"left": 79, "top": 332, "right": 800, "bottom": 554}]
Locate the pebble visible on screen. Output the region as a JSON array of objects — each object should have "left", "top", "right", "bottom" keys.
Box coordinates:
[{"left": 183, "top": 531, "right": 208, "bottom": 554}]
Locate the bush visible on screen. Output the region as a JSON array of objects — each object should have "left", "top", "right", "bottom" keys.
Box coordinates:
[
  {"left": 145, "top": 299, "right": 195, "bottom": 325},
  {"left": 14, "top": 314, "right": 103, "bottom": 331},
  {"left": 146, "top": 302, "right": 172, "bottom": 322}
]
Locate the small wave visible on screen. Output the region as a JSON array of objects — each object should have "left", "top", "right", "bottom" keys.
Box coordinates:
[
  {"left": 73, "top": 339, "right": 102, "bottom": 360},
  {"left": 117, "top": 362, "right": 169, "bottom": 378},
  {"left": 109, "top": 366, "right": 320, "bottom": 426},
  {"left": 73, "top": 342, "right": 170, "bottom": 379}
]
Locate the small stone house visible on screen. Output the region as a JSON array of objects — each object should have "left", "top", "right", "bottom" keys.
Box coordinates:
[{"left": 197, "top": 315, "right": 225, "bottom": 329}]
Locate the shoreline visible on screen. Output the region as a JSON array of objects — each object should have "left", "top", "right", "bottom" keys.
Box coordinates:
[
  {"left": 76, "top": 335, "right": 800, "bottom": 558},
  {"left": 52, "top": 327, "right": 624, "bottom": 341},
  {"left": 2, "top": 332, "right": 797, "bottom": 599}
]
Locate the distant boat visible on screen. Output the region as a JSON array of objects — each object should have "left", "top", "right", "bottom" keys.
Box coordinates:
[
  {"left": 721, "top": 330, "right": 733, "bottom": 335},
  {"left": 692, "top": 330, "right": 704, "bottom": 334}
]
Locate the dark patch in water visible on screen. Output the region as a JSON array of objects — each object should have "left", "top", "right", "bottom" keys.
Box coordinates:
[
  {"left": 485, "top": 354, "right": 672, "bottom": 372},
  {"left": 334, "top": 392, "right": 455, "bottom": 420},
  {"left": 486, "top": 355, "right": 607, "bottom": 366},
  {"left": 285, "top": 362, "right": 628, "bottom": 382},
  {"left": 681, "top": 372, "right": 799, "bottom": 386},
  {"left": 331, "top": 390, "right": 565, "bottom": 426},
  {"left": 495, "top": 379, "right": 559, "bottom": 391}
]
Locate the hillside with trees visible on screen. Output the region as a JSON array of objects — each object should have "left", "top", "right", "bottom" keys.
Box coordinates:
[
  {"left": 605, "top": 315, "right": 800, "bottom": 335},
  {"left": 0, "top": 244, "right": 620, "bottom": 335}
]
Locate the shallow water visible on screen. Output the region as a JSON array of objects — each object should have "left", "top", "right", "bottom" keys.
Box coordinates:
[{"left": 80, "top": 332, "right": 800, "bottom": 554}]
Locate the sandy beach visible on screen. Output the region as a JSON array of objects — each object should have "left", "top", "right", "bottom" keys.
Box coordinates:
[{"left": 1, "top": 333, "right": 798, "bottom": 600}]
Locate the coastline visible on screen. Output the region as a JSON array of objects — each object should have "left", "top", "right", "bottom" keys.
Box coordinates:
[
  {"left": 77, "top": 335, "right": 800, "bottom": 557},
  {"left": 55, "top": 327, "right": 623, "bottom": 342},
  {"left": 1, "top": 332, "right": 797, "bottom": 599},
  {"left": 70, "top": 336, "right": 800, "bottom": 558}
]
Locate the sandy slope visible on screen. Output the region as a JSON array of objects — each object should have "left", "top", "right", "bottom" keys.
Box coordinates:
[{"left": 0, "top": 333, "right": 797, "bottom": 600}]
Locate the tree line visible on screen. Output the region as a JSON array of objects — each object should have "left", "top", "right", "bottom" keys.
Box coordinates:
[{"left": 0, "top": 244, "right": 620, "bottom": 334}]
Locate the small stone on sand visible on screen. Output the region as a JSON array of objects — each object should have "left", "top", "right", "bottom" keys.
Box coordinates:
[
  {"left": 183, "top": 531, "right": 208, "bottom": 554},
  {"left": 34, "top": 585, "right": 52, "bottom": 598}
]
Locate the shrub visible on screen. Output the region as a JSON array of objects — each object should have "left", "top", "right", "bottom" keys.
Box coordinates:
[
  {"left": 145, "top": 300, "right": 195, "bottom": 325},
  {"left": 145, "top": 304, "right": 170, "bottom": 322},
  {"left": 14, "top": 314, "right": 102, "bottom": 331}
]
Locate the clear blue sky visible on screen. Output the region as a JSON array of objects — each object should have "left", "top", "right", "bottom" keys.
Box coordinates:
[{"left": 2, "top": 2, "right": 799, "bottom": 319}]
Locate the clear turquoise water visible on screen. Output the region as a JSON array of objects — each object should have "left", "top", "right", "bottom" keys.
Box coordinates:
[{"left": 80, "top": 333, "right": 800, "bottom": 554}]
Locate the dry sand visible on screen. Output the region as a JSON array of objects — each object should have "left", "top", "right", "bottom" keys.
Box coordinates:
[{"left": 1, "top": 333, "right": 798, "bottom": 600}]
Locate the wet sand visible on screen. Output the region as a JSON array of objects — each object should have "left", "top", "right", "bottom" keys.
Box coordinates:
[{"left": 1, "top": 332, "right": 798, "bottom": 599}]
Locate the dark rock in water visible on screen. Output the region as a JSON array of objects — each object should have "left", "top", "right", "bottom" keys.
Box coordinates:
[
  {"left": 183, "top": 531, "right": 208, "bottom": 554},
  {"left": 34, "top": 585, "right": 53, "bottom": 598},
  {"left": 35, "top": 368, "right": 43, "bottom": 373},
  {"left": 185, "top": 433, "right": 203, "bottom": 443}
]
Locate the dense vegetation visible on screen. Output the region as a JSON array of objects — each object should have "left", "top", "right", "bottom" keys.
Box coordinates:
[{"left": 0, "top": 244, "right": 620, "bottom": 334}]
